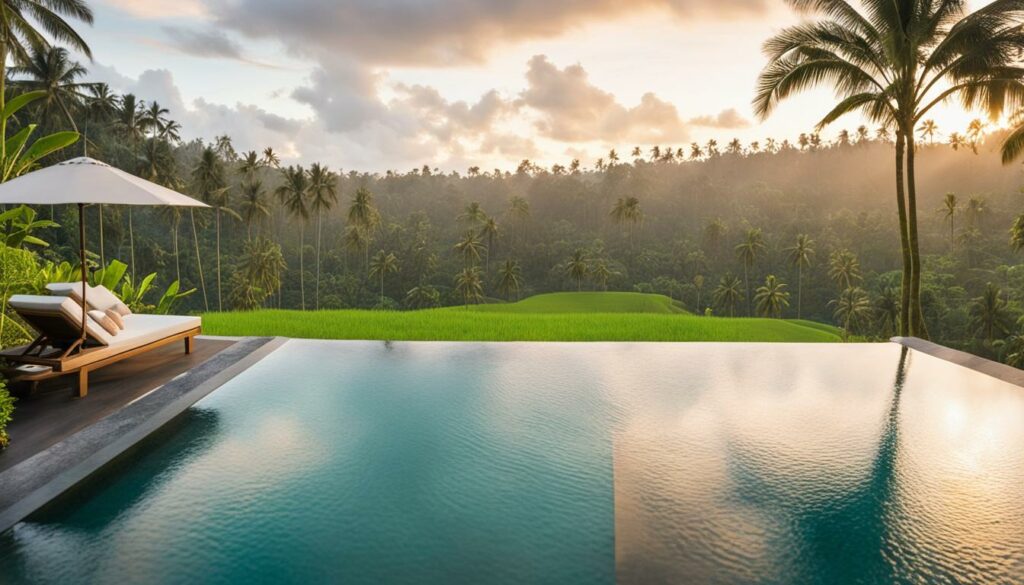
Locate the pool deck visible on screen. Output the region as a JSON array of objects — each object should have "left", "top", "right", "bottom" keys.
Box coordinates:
[{"left": 0, "top": 336, "right": 285, "bottom": 534}]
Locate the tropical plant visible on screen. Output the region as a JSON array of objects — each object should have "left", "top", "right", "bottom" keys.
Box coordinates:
[
  {"left": 192, "top": 146, "right": 230, "bottom": 310},
  {"left": 591, "top": 259, "right": 616, "bottom": 292},
  {"left": 479, "top": 216, "right": 498, "bottom": 271},
  {"left": 566, "top": 249, "right": 589, "bottom": 291},
  {"left": 307, "top": 163, "right": 338, "bottom": 310},
  {"left": 0, "top": 378, "right": 13, "bottom": 449},
  {"left": 0, "top": 205, "right": 57, "bottom": 248},
  {"left": 754, "top": 274, "right": 790, "bottom": 318},
  {"left": 756, "top": 0, "right": 1024, "bottom": 340},
  {"left": 713, "top": 274, "right": 743, "bottom": 317},
  {"left": 238, "top": 180, "right": 270, "bottom": 239},
  {"left": 610, "top": 196, "right": 643, "bottom": 246},
  {"left": 454, "top": 266, "right": 484, "bottom": 307},
  {"left": 939, "top": 193, "right": 958, "bottom": 252},
  {"left": 496, "top": 259, "right": 522, "bottom": 301},
  {"left": 735, "top": 228, "right": 765, "bottom": 315},
  {"left": 828, "top": 249, "right": 862, "bottom": 291},
  {"left": 874, "top": 286, "right": 901, "bottom": 338},
  {"left": 458, "top": 201, "right": 487, "bottom": 225},
  {"left": 785, "top": 234, "right": 814, "bottom": 319},
  {"left": 968, "top": 283, "right": 1013, "bottom": 345},
  {"left": 277, "top": 165, "right": 309, "bottom": 309},
  {"left": 454, "top": 230, "right": 485, "bottom": 268},
  {"left": 233, "top": 237, "right": 285, "bottom": 310},
  {"left": 0, "top": 91, "right": 79, "bottom": 183},
  {"left": 9, "top": 45, "right": 94, "bottom": 132},
  {"left": 368, "top": 250, "right": 399, "bottom": 308},
  {"left": 405, "top": 283, "right": 440, "bottom": 309},
  {"left": 347, "top": 187, "right": 379, "bottom": 270},
  {"left": 831, "top": 287, "right": 872, "bottom": 341}
]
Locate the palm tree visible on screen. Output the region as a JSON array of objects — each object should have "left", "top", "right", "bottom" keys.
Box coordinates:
[
  {"left": 157, "top": 206, "right": 183, "bottom": 284},
  {"left": 591, "top": 259, "right": 615, "bottom": 292},
  {"left": 703, "top": 218, "right": 727, "bottom": 259},
  {"left": 874, "top": 286, "right": 900, "bottom": 338},
  {"left": 307, "top": 163, "right": 338, "bottom": 310},
  {"left": 496, "top": 259, "right": 522, "bottom": 301},
  {"left": 1010, "top": 213, "right": 1024, "bottom": 253},
  {"left": 828, "top": 249, "right": 862, "bottom": 291},
  {"left": 238, "top": 150, "right": 261, "bottom": 178},
  {"left": 713, "top": 275, "right": 744, "bottom": 317},
  {"left": 140, "top": 101, "right": 169, "bottom": 139},
  {"left": 609, "top": 197, "right": 643, "bottom": 247},
  {"left": 368, "top": 250, "right": 399, "bottom": 308},
  {"left": 236, "top": 237, "right": 286, "bottom": 309},
  {"left": 262, "top": 147, "right": 280, "bottom": 168},
  {"left": 831, "top": 287, "right": 873, "bottom": 341},
  {"left": 347, "top": 187, "right": 379, "bottom": 271},
  {"left": 938, "top": 193, "right": 958, "bottom": 253},
  {"left": 454, "top": 230, "right": 485, "bottom": 268},
  {"left": 965, "top": 196, "right": 987, "bottom": 230},
  {"left": 918, "top": 119, "right": 938, "bottom": 145},
  {"left": 735, "top": 228, "right": 765, "bottom": 316},
  {"left": 965, "top": 119, "right": 986, "bottom": 154},
  {"left": 276, "top": 165, "right": 310, "bottom": 309},
  {"left": 192, "top": 146, "right": 233, "bottom": 311},
  {"left": 238, "top": 180, "right": 270, "bottom": 239},
  {"left": 968, "top": 283, "right": 1013, "bottom": 345},
  {"left": 754, "top": 274, "right": 790, "bottom": 318},
  {"left": 0, "top": 0, "right": 93, "bottom": 167},
  {"left": 566, "top": 249, "right": 589, "bottom": 291},
  {"left": 9, "top": 46, "right": 93, "bottom": 132},
  {"left": 479, "top": 217, "right": 499, "bottom": 271},
  {"left": 454, "top": 266, "right": 484, "bottom": 308},
  {"left": 508, "top": 196, "right": 530, "bottom": 245},
  {"left": 784, "top": 234, "right": 814, "bottom": 319},
  {"left": 405, "top": 283, "right": 440, "bottom": 309},
  {"left": 755, "top": 0, "right": 1024, "bottom": 340},
  {"left": 458, "top": 201, "right": 487, "bottom": 226}
]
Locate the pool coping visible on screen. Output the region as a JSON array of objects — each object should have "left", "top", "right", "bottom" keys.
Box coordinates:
[
  {"left": 892, "top": 336, "right": 1024, "bottom": 388},
  {"left": 0, "top": 336, "right": 289, "bottom": 534}
]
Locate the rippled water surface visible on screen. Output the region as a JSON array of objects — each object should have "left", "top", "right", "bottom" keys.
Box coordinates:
[{"left": 2, "top": 341, "right": 1023, "bottom": 584}]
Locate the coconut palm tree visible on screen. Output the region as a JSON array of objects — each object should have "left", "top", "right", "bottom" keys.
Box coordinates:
[
  {"left": 1010, "top": 213, "right": 1024, "bottom": 253},
  {"left": 918, "top": 119, "right": 938, "bottom": 145},
  {"left": 140, "top": 101, "right": 169, "bottom": 139},
  {"left": 236, "top": 237, "right": 285, "bottom": 309},
  {"left": 347, "top": 187, "right": 379, "bottom": 271},
  {"left": 754, "top": 274, "right": 790, "bottom": 318},
  {"left": 735, "top": 228, "right": 765, "bottom": 316},
  {"left": 192, "top": 146, "right": 234, "bottom": 311},
  {"left": 307, "top": 163, "right": 338, "bottom": 310},
  {"left": 262, "top": 147, "right": 280, "bottom": 168},
  {"left": 458, "top": 201, "right": 487, "bottom": 225},
  {"left": 828, "top": 249, "right": 862, "bottom": 291},
  {"left": 508, "top": 196, "right": 530, "bottom": 245},
  {"left": 756, "top": 0, "right": 1024, "bottom": 340},
  {"left": 713, "top": 274, "right": 743, "bottom": 317},
  {"left": 238, "top": 180, "right": 270, "bottom": 239},
  {"left": 969, "top": 283, "right": 1013, "bottom": 345},
  {"left": 238, "top": 150, "right": 261, "bottom": 178},
  {"left": 0, "top": 0, "right": 93, "bottom": 167},
  {"left": 591, "top": 259, "right": 616, "bottom": 292},
  {"left": 938, "top": 193, "right": 958, "bottom": 253},
  {"left": 566, "top": 249, "right": 589, "bottom": 291},
  {"left": 157, "top": 206, "right": 183, "bottom": 284},
  {"left": 496, "top": 259, "right": 522, "bottom": 301},
  {"left": 9, "top": 45, "right": 93, "bottom": 132},
  {"left": 874, "top": 286, "right": 901, "bottom": 338},
  {"left": 368, "top": 250, "right": 399, "bottom": 308},
  {"left": 405, "top": 283, "right": 440, "bottom": 309},
  {"left": 479, "top": 216, "right": 499, "bottom": 271},
  {"left": 454, "top": 230, "right": 485, "bottom": 268},
  {"left": 609, "top": 196, "right": 642, "bottom": 247},
  {"left": 703, "top": 218, "right": 727, "bottom": 260},
  {"left": 831, "top": 287, "right": 872, "bottom": 341},
  {"left": 454, "top": 266, "right": 484, "bottom": 308},
  {"left": 784, "top": 234, "right": 814, "bottom": 319},
  {"left": 276, "top": 165, "right": 310, "bottom": 309}
]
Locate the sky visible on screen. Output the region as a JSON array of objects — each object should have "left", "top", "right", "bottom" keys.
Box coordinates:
[{"left": 80, "top": 0, "right": 993, "bottom": 172}]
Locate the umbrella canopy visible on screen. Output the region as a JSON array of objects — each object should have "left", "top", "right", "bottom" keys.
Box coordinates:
[
  {"left": 0, "top": 157, "right": 208, "bottom": 207},
  {"left": 0, "top": 157, "right": 208, "bottom": 352}
]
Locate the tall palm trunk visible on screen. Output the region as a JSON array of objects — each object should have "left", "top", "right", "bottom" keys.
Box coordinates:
[
  {"left": 796, "top": 264, "right": 803, "bottom": 320},
  {"left": 172, "top": 218, "right": 180, "bottom": 283},
  {"left": 379, "top": 272, "right": 385, "bottom": 307},
  {"left": 894, "top": 133, "right": 912, "bottom": 338},
  {"left": 316, "top": 210, "right": 322, "bottom": 310},
  {"left": 216, "top": 208, "right": 222, "bottom": 312},
  {"left": 743, "top": 263, "right": 751, "bottom": 317},
  {"left": 190, "top": 208, "right": 209, "bottom": 311},
  {"left": 299, "top": 221, "right": 306, "bottom": 310},
  {"left": 905, "top": 132, "right": 928, "bottom": 339}
]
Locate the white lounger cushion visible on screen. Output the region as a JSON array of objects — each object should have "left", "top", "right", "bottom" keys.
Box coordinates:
[
  {"left": 46, "top": 283, "right": 129, "bottom": 315},
  {"left": 8, "top": 294, "right": 114, "bottom": 345}
]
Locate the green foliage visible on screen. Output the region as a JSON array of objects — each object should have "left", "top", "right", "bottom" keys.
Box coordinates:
[
  {"left": 1, "top": 91, "right": 79, "bottom": 181},
  {"left": 88, "top": 259, "right": 194, "bottom": 313},
  {"left": 0, "top": 205, "right": 58, "bottom": 248},
  {"left": 0, "top": 377, "right": 13, "bottom": 449},
  {"left": 470, "top": 292, "right": 688, "bottom": 314}
]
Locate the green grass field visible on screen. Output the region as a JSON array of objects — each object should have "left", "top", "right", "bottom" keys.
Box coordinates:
[{"left": 203, "top": 292, "right": 842, "bottom": 342}]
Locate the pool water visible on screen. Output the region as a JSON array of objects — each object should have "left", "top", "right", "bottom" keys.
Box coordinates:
[{"left": 2, "top": 341, "right": 1023, "bottom": 584}]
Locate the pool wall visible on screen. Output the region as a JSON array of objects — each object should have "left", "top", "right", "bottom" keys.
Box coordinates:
[{"left": 0, "top": 336, "right": 286, "bottom": 533}]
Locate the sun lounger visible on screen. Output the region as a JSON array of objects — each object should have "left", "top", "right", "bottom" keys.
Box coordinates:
[{"left": 1, "top": 294, "right": 201, "bottom": 397}]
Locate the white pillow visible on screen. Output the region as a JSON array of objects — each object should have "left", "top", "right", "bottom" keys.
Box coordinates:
[
  {"left": 86, "top": 285, "right": 123, "bottom": 313},
  {"left": 105, "top": 308, "right": 125, "bottom": 329},
  {"left": 88, "top": 309, "right": 119, "bottom": 336},
  {"left": 109, "top": 299, "right": 132, "bottom": 317}
]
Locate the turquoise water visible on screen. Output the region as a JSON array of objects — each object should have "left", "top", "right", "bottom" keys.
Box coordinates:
[{"left": 2, "top": 341, "right": 1023, "bottom": 584}]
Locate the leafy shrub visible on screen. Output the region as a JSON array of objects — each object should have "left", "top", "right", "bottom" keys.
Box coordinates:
[{"left": 0, "top": 377, "right": 14, "bottom": 449}]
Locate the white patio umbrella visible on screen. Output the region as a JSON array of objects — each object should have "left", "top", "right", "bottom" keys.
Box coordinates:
[{"left": 0, "top": 157, "right": 208, "bottom": 350}]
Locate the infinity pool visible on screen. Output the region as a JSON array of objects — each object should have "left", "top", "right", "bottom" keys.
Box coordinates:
[{"left": 2, "top": 341, "right": 1023, "bottom": 584}]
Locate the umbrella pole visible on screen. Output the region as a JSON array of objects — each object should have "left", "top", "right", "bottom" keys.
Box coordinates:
[{"left": 79, "top": 203, "right": 87, "bottom": 343}]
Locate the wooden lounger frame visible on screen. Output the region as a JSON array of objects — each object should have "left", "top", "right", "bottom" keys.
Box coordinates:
[{"left": 1, "top": 312, "right": 200, "bottom": 398}]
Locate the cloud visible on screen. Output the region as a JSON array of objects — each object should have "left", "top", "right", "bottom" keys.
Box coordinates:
[
  {"left": 689, "top": 107, "right": 751, "bottom": 129},
  {"left": 214, "top": 0, "right": 768, "bottom": 66},
  {"left": 519, "top": 55, "right": 688, "bottom": 143},
  {"left": 98, "top": 0, "right": 207, "bottom": 19},
  {"left": 162, "top": 26, "right": 244, "bottom": 59}
]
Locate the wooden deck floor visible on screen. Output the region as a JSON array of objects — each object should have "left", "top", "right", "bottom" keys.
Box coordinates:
[{"left": 0, "top": 337, "right": 234, "bottom": 473}]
